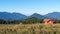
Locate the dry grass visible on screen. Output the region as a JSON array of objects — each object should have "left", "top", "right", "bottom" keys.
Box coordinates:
[{"left": 0, "top": 23, "right": 60, "bottom": 34}]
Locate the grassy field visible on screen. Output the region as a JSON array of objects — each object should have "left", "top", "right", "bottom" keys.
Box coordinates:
[{"left": 0, "top": 23, "right": 60, "bottom": 34}]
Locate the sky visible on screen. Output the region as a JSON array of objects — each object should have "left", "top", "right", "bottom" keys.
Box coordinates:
[{"left": 0, "top": 0, "right": 60, "bottom": 16}]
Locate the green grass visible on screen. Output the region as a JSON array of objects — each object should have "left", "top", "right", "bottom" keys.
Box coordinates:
[{"left": 0, "top": 23, "right": 60, "bottom": 34}]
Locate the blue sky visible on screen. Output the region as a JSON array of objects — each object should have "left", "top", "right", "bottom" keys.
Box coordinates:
[{"left": 0, "top": 0, "right": 60, "bottom": 16}]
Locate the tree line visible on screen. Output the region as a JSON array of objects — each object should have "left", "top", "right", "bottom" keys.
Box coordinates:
[{"left": 0, "top": 17, "right": 60, "bottom": 24}]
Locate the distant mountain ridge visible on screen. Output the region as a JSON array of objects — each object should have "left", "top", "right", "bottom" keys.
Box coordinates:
[
  {"left": 0, "top": 12, "right": 27, "bottom": 20},
  {"left": 29, "top": 13, "right": 46, "bottom": 19},
  {"left": 0, "top": 12, "right": 60, "bottom": 20},
  {"left": 44, "top": 12, "right": 60, "bottom": 19}
]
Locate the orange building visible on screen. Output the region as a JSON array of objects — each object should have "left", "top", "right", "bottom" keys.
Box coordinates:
[{"left": 43, "top": 18, "right": 55, "bottom": 24}]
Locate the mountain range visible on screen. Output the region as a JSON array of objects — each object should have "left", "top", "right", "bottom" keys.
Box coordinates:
[
  {"left": 44, "top": 12, "right": 60, "bottom": 19},
  {"left": 28, "top": 13, "right": 46, "bottom": 19},
  {"left": 0, "top": 12, "right": 27, "bottom": 20},
  {"left": 0, "top": 12, "right": 60, "bottom": 20}
]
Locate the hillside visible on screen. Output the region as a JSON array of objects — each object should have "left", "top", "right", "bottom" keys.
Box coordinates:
[
  {"left": 0, "top": 12, "right": 27, "bottom": 20},
  {"left": 29, "top": 13, "right": 46, "bottom": 19},
  {"left": 44, "top": 12, "right": 60, "bottom": 19},
  {"left": 21, "top": 17, "right": 43, "bottom": 24},
  {"left": 0, "top": 12, "right": 60, "bottom": 20}
]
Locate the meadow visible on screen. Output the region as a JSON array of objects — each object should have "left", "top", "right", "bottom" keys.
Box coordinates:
[{"left": 0, "top": 23, "right": 60, "bottom": 34}]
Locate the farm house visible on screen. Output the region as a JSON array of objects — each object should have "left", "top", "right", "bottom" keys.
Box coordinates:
[{"left": 43, "top": 18, "right": 55, "bottom": 24}]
